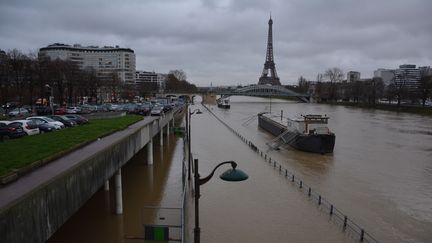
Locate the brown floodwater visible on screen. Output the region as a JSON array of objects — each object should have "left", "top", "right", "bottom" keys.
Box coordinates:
[
  {"left": 47, "top": 96, "right": 432, "bottom": 243},
  {"left": 189, "top": 96, "right": 432, "bottom": 243}
]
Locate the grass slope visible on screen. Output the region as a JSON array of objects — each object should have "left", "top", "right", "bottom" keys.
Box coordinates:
[{"left": 0, "top": 115, "right": 142, "bottom": 177}]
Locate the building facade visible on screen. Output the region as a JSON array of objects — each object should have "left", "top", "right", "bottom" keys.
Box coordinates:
[
  {"left": 135, "top": 71, "right": 167, "bottom": 92},
  {"left": 38, "top": 43, "right": 136, "bottom": 83},
  {"left": 347, "top": 71, "right": 361, "bottom": 82},
  {"left": 419, "top": 66, "right": 432, "bottom": 77},
  {"left": 395, "top": 64, "right": 420, "bottom": 90}
]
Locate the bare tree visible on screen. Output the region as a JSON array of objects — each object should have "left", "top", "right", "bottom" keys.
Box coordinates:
[
  {"left": 349, "top": 81, "right": 363, "bottom": 103},
  {"left": 393, "top": 70, "right": 408, "bottom": 107},
  {"left": 104, "top": 72, "right": 122, "bottom": 102},
  {"left": 169, "top": 69, "right": 187, "bottom": 81},
  {"left": 0, "top": 51, "right": 11, "bottom": 108},
  {"left": 324, "top": 67, "right": 344, "bottom": 83},
  {"left": 23, "top": 52, "right": 39, "bottom": 109},
  {"left": 324, "top": 67, "right": 344, "bottom": 101},
  {"left": 418, "top": 67, "right": 432, "bottom": 107},
  {"left": 365, "top": 77, "right": 384, "bottom": 105},
  {"left": 83, "top": 67, "right": 101, "bottom": 104},
  {"left": 297, "top": 76, "right": 309, "bottom": 93},
  {"left": 316, "top": 73, "right": 324, "bottom": 82},
  {"left": 8, "top": 49, "right": 27, "bottom": 105}
]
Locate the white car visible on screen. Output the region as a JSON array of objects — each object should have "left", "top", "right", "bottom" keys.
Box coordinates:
[
  {"left": 150, "top": 106, "right": 164, "bottom": 116},
  {"left": 26, "top": 116, "right": 65, "bottom": 130},
  {"left": 0, "top": 121, "right": 11, "bottom": 127},
  {"left": 12, "top": 120, "right": 40, "bottom": 135},
  {"left": 8, "top": 108, "right": 29, "bottom": 117},
  {"left": 66, "top": 107, "right": 81, "bottom": 114}
]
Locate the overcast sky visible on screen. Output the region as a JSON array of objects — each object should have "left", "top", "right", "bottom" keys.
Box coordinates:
[{"left": 1, "top": 0, "right": 431, "bottom": 86}]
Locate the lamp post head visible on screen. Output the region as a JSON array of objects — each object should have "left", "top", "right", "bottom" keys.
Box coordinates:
[{"left": 220, "top": 168, "right": 249, "bottom": 182}]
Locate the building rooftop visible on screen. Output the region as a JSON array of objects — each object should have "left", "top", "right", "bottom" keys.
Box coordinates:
[{"left": 40, "top": 43, "right": 134, "bottom": 53}]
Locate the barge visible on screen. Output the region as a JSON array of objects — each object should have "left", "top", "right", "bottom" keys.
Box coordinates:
[
  {"left": 217, "top": 97, "right": 231, "bottom": 109},
  {"left": 258, "top": 112, "right": 335, "bottom": 154}
]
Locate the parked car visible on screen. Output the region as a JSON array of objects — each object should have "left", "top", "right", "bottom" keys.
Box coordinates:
[
  {"left": 8, "top": 108, "right": 30, "bottom": 117},
  {"left": 66, "top": 107, "right": 81, "bottom": 114},
  {"left": 38, "top": 123, "right": 56, "bottom": 133},
  {"left": 12, "top": 120, "right": 40, "bottom": 136},
  {"left": 0, "top": 121, "right": 11, "bottom": 126},
  {"left": 108, "top": 104, "right": 121, "bottom": 112},
  {"left": 124, "top": 103, "right": 137, "bottom": 113},
  {"left": 96, "top": 104, "right": 109, "bottom": 112},
  {"left": 26, "top": 116, "right": 65, "bottom": 130},
  {"left": 47, "top": 115, "right": 77, "bottom": 127},
  {"left": 54, "top": 107, "right": 66, "bottom": 115},
  {"left": 80, "top": 104, "right": 97, "bottom": 113},
  {"left": 135, "top": 103, "right": 152, "bottom": 116},
  {"left": 64, "top": 114, "right": 89, "bottom": 125},
  {"left": 150, "top": 105, "right": 164, "bottom": 116},
  {"left": 0, "top": 122, "right": 26, "bottom": 141}
]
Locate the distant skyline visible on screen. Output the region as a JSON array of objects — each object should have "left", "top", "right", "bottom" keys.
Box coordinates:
[{"left": 1, "top": 0, "right": 431, "bottom": 86}]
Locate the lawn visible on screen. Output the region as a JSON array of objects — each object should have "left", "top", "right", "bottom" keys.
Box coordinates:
[{"left": 0, "top": 115, "right": 142, "bottom": 177}]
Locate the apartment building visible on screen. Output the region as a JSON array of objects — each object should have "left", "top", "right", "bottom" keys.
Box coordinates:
[
  {"left": 136, "top": 71, "right": 167, "bottom": 92},
  {"left": 38, "top": 43, "right": 136, "bottom": 83},
  {"left": 395, "top": 64, "right": 420, "bottom": 90}
]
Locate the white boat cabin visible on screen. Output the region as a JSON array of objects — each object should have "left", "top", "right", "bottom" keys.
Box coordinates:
[{"left": 287, "top": 114, "right": 331, "bottom": 135}]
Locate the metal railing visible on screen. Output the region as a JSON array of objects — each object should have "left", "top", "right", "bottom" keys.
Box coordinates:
[{"left": 201, "top": 103, "right": 380, "bottom": 243}]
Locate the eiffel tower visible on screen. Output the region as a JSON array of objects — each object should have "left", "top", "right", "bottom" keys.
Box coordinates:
[{"left": 258, "top": 16, "right": 281, "bottom": 86}]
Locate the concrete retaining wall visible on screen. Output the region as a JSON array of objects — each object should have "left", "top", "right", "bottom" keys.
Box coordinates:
[{"left": 0, "top": 111, "right": 176, "bottom": 243}]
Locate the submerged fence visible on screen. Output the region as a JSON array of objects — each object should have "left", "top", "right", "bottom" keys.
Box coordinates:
[{"left": 201, "top": 103, "right": 380, "bottom": 243}]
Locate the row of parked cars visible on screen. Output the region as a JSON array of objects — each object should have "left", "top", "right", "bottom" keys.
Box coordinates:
[
  {"left": 1, "top": 97, "right": 187, "bottom": 118},
  {"left": 0, "top": 114, "right": 89, "bottom": 142}
]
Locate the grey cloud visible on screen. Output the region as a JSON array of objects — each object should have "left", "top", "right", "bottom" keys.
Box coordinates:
[{"left": 1, "top": 0, "right": 431, "bottom": 85}]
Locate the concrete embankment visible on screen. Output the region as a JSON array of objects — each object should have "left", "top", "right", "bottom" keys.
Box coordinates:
[{"left": 0, "top": 111, "right": 178, "bottom": 243}]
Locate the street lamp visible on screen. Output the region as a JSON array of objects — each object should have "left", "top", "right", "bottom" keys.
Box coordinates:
[
  {"left": 188, "top": 108, "right": 202, "bottom": 180},
  {"left": 193, "top": 159, "right": 248, "bottom": 243},
  {"left": 45, "top": 84, "right": 54, "bottom": 115}
]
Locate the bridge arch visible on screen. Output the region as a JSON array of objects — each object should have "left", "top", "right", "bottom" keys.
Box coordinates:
[{"left": 218, "top": 85, "right": 309, "bottom": 102}]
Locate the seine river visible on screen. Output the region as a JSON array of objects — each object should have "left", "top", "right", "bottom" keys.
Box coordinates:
[{"left": 48, "top": 96, "right": 432, "bottom": 243}]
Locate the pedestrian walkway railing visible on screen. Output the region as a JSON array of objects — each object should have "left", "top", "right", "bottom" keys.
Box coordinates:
[{"left": 201, "top": 103, "right": 380, "bottom": 243}]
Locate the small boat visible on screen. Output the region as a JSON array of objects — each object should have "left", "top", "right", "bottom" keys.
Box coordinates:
[
  {"left": 217, "top": 97, "right": 230, "bottom": 109},
  {"left": 258, "top": 112, "right": 335, "bottom": 154}
]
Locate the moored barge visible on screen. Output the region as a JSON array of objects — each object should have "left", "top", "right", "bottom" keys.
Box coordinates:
[
  {"left": 258, "top": 112, "right": 335, "bottom": 154},
  {"left": 217, "top": 97, "right": 231, "bottom": 109}
]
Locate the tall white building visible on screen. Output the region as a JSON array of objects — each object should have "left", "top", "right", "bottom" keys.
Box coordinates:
[
  {"left": 136, "top": 71, "right": 167, "bottom": 92},
  {"left": 395, "top": 64, "right": 420, "bottom": 90},
  {"left": 38, "top": 43, "right": 136, "bottom": 83}
]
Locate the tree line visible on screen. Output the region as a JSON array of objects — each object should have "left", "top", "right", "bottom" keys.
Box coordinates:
[
  {"left": 165, "top": 70, "right": 197, "bottom": 93},
  {"left": 0, "top": 49, "right": 121, "bottom": 108},
  {"left": 0, "top": 48, "right": 197, "bottom": 110},
  {"left": 294, "top": 67, "right": 432, "bottom": 107}
]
